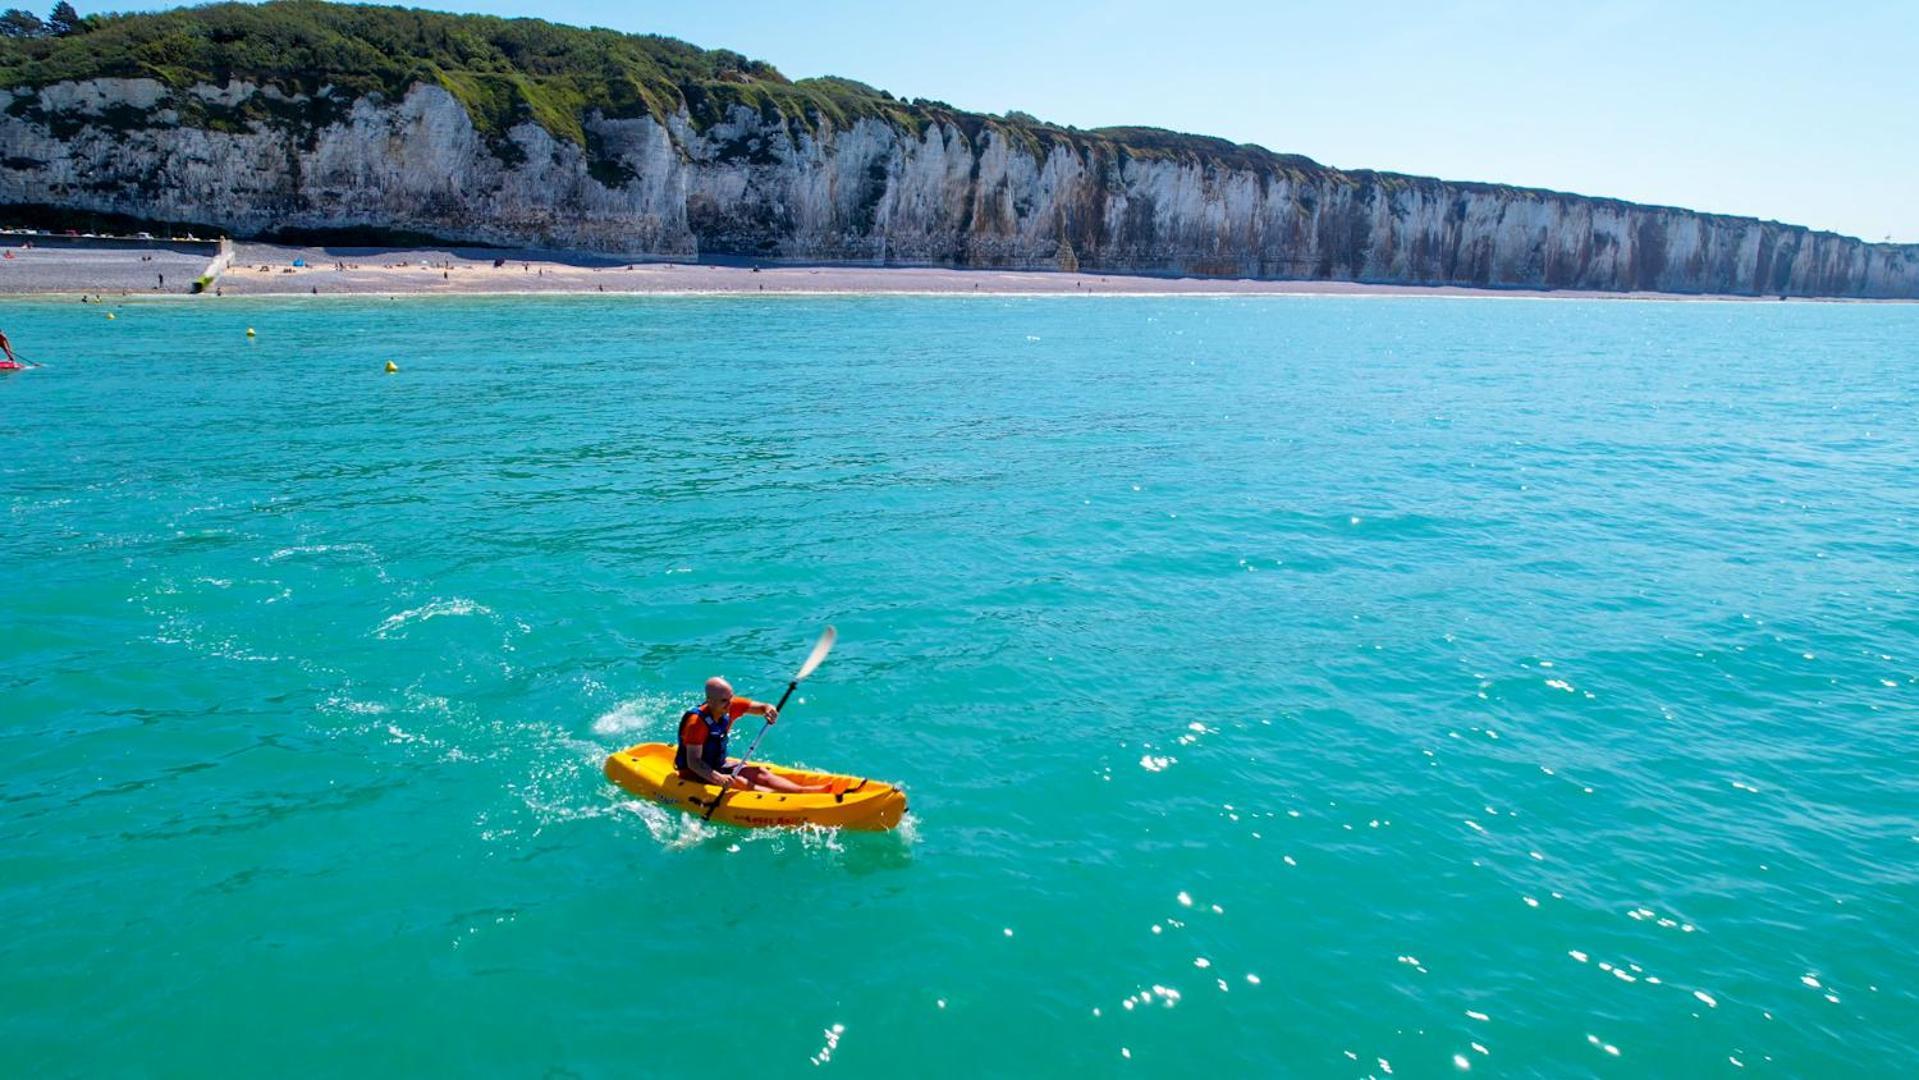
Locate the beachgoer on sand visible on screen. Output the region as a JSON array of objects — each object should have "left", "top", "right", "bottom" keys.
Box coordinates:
[{"left": 675, "top": 677, "right": 831, "bottom": 794}]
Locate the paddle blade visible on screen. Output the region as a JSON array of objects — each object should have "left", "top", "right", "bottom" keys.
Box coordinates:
[{"left": 794, "top": 626, "right": 836, "bottom": 681}]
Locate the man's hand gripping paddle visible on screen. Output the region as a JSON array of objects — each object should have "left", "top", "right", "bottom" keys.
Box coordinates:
[{"left": 702, "top": 626, "right": 836, "bottom": 820}]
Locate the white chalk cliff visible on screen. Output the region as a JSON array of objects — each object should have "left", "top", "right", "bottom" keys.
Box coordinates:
[{"left": 3, "top": 77, "right": 1915, "bottom": 297}]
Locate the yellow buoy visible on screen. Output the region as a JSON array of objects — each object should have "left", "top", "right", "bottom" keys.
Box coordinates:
[
  {"left": 246, "top": 327, "right": 257, "bottom": 337},
  {"left": 385, "top": 361, "right": 399, "bottom": 373},
  {"left": 106, "top": 312, "right": 116, "bottom": 320}
]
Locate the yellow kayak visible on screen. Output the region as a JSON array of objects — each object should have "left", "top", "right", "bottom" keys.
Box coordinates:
[{"left": 604, "top": 742, "right": 908, "bottom": 831}]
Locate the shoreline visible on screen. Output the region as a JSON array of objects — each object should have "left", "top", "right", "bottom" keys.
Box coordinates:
[
  {"left": 3, "top": 288, "right": 1895, "bottom": 305},
  {"left": 0, "top": 241, "right": 1909, "bottom": 303},
  {"left": 4, "top": 284, "right": 1904, "bottom": 305}
]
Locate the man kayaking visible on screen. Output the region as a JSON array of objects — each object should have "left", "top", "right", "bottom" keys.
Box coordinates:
[
  {"left": 0, "top": 328, "right": 18, "bottom": 366},
  {"left": 676, "top": 677, "right": 832, "bottom": 793}
]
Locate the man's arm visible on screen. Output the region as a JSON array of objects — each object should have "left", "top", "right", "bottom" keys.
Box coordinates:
[
  {"left": 679, "top": 722, "right": 746, "bottom": 789},
  {"left": 682, "top": 749, "right": 747, "bottom": 790}
]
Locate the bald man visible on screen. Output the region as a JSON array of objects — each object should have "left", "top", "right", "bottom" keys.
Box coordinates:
[{"left": 675, "top": 677, "right": 831, "bottom": 794}]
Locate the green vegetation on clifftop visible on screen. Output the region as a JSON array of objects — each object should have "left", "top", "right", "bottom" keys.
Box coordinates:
[
  {"left": 0, "top": 0, "right": 1333, "bottom": 179},
  {"left": 0, "top": 1, "right": 939, "bottom": 140}
]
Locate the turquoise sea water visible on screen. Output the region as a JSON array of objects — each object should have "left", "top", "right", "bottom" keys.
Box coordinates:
[{"left": 3, "top": 294, "right": 1916, "bottom": 1076}]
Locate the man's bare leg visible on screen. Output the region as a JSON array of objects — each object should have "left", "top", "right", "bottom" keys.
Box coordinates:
[{"left": 738, "top": 765, "right": 832, "bottom": 794}]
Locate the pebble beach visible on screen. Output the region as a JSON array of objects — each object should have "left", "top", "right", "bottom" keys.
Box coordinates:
[{"left": 0, "top": 239, "right": 1860, "bottom": 301}]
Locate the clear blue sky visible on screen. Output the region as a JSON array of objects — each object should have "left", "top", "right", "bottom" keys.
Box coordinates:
[{"left": 87, "top": 0, "right": 1919, "bottom": 241}]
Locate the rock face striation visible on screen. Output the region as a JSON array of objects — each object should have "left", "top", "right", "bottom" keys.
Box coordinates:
[{"left": 3, "top": 75, "right": 1915, "bottom": 298}]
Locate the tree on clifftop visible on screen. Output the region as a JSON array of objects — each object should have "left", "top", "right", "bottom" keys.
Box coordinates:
[
  {"left": 47, "top": 0, "right": 81, "bottom": 35},
  {"left": 0, "top": 8, "right": 46, "bottom": 36}
]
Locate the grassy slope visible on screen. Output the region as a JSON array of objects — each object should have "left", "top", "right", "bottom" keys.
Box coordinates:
[{"left": 0, "top": 0, "right": 1339, "bottom": 181}]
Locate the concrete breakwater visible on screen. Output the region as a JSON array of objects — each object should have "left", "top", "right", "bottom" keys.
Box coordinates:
[{"left": 0, "top": 231, "right": 230, "bottom": 293}]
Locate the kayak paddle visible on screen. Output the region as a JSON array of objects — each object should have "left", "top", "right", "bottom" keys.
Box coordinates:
[{"left": 702, "top": 625, "right": 836, "bottom": 821}]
